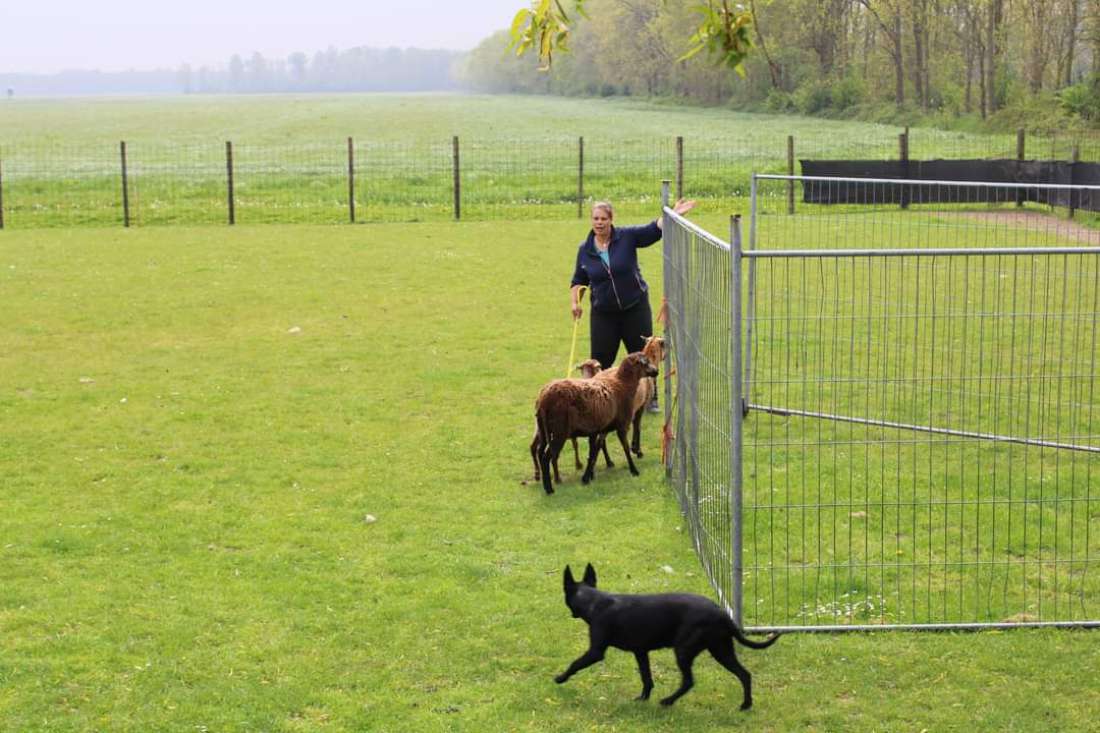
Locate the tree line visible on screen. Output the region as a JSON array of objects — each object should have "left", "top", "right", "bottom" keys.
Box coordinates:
[
  {"left": 2, "top": 46, "right": 463, "bottom": 97},
  {"left": 178, "top": 46, "right": 463, "bottom": 93},
  {"left": 459, "top": 0, "right": 1100, "bottom": 130}
]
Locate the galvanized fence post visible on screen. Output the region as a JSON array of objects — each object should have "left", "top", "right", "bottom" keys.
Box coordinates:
[
  {"left": 120, "top": 141, "right": 130, "bottom": 228},
  {"left": 661, "top": 180, "right": 672, "bottom": 476},
  {"left": 226, "top": 140, "right": 235, "bottom": 225},
  {"left": 347, "top": 136, "right": 356, "bottom": 224},
  {"left": 729, "top": 213, "right": 744, "bottom": 628},
  {"left": 742, "top": 174, "right": 759, "bottom": 411}
]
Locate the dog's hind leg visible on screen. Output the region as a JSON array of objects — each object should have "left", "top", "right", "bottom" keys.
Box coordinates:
[
  {"left": 632, "top": 651, "right": 654, "bottom": 700},
  {"left": 659, "top": 645, "right": 702, "bottom": 706},
  {"left": 709, "top": 638, "right": 753, "bottom": 710}
]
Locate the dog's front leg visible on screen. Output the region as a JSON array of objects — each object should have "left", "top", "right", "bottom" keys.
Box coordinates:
[
  {"left": 633, "top": 651, "right": 653, "bottom": 700},
  {"left": 554, "top": 646, "right": 606, "bottom": 684}
]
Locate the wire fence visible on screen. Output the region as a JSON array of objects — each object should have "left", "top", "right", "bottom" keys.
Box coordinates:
[
  {"left": 662, "top": 177, "right": 1100, "bottom": 632},
  {"left": 5, "top": 128, "right": 1100, "bottom": 229}
]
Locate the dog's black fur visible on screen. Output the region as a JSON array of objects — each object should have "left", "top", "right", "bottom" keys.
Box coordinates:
[{"left": 555, "top": 564, "right": 779, "bottom": 709}]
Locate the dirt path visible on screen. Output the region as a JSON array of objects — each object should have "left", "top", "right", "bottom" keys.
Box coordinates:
[{"left": 946, "top": 210, "right": 1100, "bottom": 245}]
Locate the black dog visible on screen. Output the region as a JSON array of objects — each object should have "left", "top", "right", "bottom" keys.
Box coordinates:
[{"left": 555, "top": 564, "right": 779, "bottom": 709}]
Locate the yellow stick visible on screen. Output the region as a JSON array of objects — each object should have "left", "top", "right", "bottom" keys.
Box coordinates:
[{"left": 566, "top": 286, "right": 587, "bottom": 378}]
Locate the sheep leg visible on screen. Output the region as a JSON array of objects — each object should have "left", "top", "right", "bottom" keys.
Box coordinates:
[
  {"left": 631, "top": 407, "right": 644, "bottom": 458},
  {"left": 616, "top": 426, "right": 640, "bottom": 476},
  {"left": 570, "top": 437, "right": 583, "bottom": 471},
  {"left": 540, "top": 435, "right": 565, "bottom": 495},
  {"left": 531, "top": 432, "right": 542, "bottom": 481},
  {"left": 601, "top": 435, "right": 615, "bottom": 468},
  {"left": 581, "top": 434, "right": 602, "bottom": 484},
  {"left": 532, "top": 428, "right": 561, "bottom": 483}
]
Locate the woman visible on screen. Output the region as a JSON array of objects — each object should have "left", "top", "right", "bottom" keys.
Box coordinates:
[{"left": 570, "top": 198, "right": 696, "bottom": 378}]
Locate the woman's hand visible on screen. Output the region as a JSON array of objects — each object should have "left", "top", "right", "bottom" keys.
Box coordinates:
[
  {"left": 570, "top": 284, "right": 586, "bottom": 320},
  {"left": 657, "top": 199, "right": 696, "bottom": 230},
  {"left": 673, "top": 198, "right": 697, "bottom": 216}
]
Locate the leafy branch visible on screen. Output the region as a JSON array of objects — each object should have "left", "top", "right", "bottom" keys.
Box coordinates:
[{"left": 509, "top": 0, "right": 753, "bottom": 74}]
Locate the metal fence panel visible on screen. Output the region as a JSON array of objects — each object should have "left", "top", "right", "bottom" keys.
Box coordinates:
[{"left": 662, "top": 176, "right": 1100, "bottom": 632}]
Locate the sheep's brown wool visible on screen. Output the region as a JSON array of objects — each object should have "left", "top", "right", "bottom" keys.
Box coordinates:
[
  {"left": 594, "top": 336, "right": 667, "bottom": 458},
  {"left": 530, "top": 359, "right": 611, "bottom": 483},
  {"left": 533, "top": 352, "right": 658, "bottom": 495}
]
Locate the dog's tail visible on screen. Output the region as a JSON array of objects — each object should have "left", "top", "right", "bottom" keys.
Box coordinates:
[{"left": 726, "top": 616, "right": 780, "bottom": 649}]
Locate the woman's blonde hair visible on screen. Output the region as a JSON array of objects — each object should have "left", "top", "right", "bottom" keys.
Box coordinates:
[{"left": 591, "top": 201, "right": 614, "bottom": 218}]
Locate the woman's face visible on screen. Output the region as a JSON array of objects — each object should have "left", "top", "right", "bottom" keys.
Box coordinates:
[{"left": 591, "top": 207, "right": 612, "bottom": 238}]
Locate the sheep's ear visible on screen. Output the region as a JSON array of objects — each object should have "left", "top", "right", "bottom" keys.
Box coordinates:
[
  {"left": 582, "top": 563, "right": 597, "bottom": 587},
  {"left": 564, "top": 565, "right": 577, "bottom": 593}
]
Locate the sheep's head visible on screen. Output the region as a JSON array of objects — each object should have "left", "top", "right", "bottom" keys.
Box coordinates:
[
  {"left": 642, "top": 335, "right": 666, "bottom": 364},
  {"left": 574, "top": 358, "right": 603, "bottom": 379},
  {"left": 620, "top": 352, "right": 659, "bottom": 380}
]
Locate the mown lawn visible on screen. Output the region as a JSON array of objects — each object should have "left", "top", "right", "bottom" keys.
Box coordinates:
[{"left": 2, "top": 221, "right": 1099, "bottom": 732}]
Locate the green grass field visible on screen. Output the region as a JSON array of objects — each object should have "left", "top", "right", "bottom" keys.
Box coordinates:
[
  {"left": 3, "top": 218, "right": 1100, "bottom": 731},
  {"left": 0, "top": 93, "right": 1047, "bottom": 228}
]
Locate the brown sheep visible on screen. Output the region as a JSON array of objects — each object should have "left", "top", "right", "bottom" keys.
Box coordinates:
[
  {"left": 530, "top": 358, "right": 613, "bottom": 484},
  {"left": 534, "top": 352, "right": 659, "bottom": 495},
  {"left": 594, "top": 335, "right": 666, "bottom": 458}
]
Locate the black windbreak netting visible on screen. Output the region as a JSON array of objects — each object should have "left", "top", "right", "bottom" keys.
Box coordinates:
[{"left": 800, "top": 158, "right": 1100, "bottom": 211}]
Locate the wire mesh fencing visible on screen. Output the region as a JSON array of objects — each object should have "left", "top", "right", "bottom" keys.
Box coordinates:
[
  {"left": 662, "top": 176, "right": 1100, "bottom": 632},
  {"left": 5, "top": 128, "right": 1100, "bottom": 229},
  {"left": 661, "top": 203, "right": 740, "bottom": 616}
]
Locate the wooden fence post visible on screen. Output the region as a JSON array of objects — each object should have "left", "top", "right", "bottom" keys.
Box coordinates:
[
  {"left": 1016, "top": 128, "right": 1025, "bottom": 208},
  {"left": 347, "top": 136, "right": 356, "bottom": 224},
  {"left": 1070, "top": 143, "right": 1080, "bottom": 219},
  {"left": 787, "top": 135, "right": 795, "bottom": 215},
  {"left": 226, "top": 140, "right": 235, "bottom": 225},
  {"left": 676, "top": 136, "right": 684, "bottom": 201},
  {"left": 899, "top": 129, "right": 910, "bottom": 210},
  {"left": 120, "top": 141, "right": 130, "bottom": 228},
  {"left": 578, "top": 136, "right": 584, "bottom": 219},
  {"left": 452, "top": 135, "right": 461, "bottom": 221}
]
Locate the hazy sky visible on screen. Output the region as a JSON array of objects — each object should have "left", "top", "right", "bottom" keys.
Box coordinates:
[{"left": 2, "top": 0, "right": 525, "bottom": 73}]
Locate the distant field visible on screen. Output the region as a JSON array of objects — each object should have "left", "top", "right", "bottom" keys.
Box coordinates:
[
  {"left": 0, "top": 93, "right": 1058, "bottom": 228},
  {"left": 0, "top": 93, "right": 1021, "bottom": 148}
]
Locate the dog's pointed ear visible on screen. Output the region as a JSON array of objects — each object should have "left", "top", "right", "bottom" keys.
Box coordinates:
[
  {"left": 563, "top": 565, "right": 577, "bottom": 593},
  {"left": 582, "top": 563, "right": 597, "bottom": 587}
]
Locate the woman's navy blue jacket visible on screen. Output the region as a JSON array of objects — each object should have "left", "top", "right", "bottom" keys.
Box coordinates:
[{"left": 570, "top": 221, "right": 662, "bottom": 313}]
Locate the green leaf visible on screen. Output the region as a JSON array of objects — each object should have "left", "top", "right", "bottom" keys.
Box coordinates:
[
  {"left": 677, "top": 43, "right": 707, "bottom": 63},
  {"left": 509, "top": 8, "right": 531, "bottom": 36}
]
